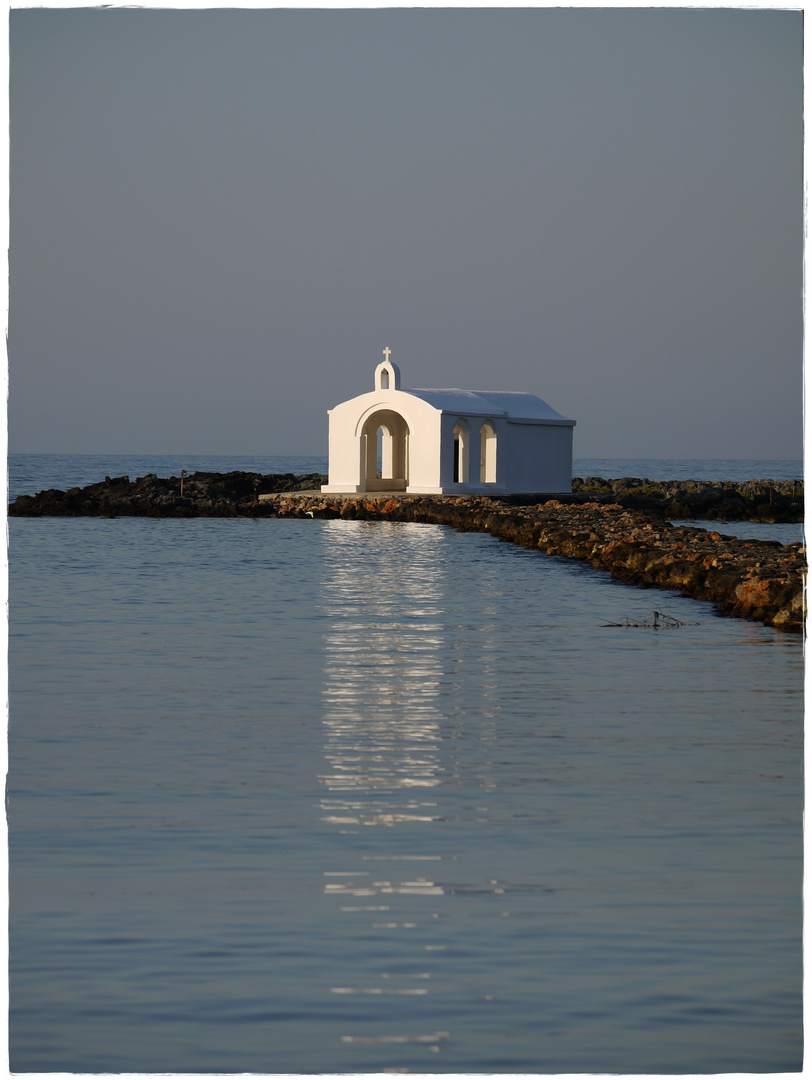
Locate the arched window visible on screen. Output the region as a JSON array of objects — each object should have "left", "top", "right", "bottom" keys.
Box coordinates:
[
  {"left": 480, "top": 423, "right": 496, "bottom": 484},
  {"left": 453, "top": 421, "right": 469, "bottom": 483},
  {"left": 380, "top": 368, "right": 390, "bottom": 390}
]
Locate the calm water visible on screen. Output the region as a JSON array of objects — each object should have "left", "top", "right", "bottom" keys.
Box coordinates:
[{"left": 8, "top": 458, "right": 804, "bottom": 1073}]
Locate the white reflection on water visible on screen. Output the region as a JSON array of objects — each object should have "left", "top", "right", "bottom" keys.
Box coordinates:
[
  {"left": 320, "top": 521, "right": 448, "bottom": 825},
  {"left": 318, "top": 521, "right": 457, "bottom": 1051}
]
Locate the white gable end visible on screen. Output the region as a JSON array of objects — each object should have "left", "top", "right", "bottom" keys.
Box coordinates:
[{"left": 322, "top": 352, "right": 575, "bottom": 495}]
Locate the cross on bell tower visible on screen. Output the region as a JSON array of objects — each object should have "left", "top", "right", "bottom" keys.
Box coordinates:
[{"left": 375, "top": 347, "right": 400, "bottom": 391}]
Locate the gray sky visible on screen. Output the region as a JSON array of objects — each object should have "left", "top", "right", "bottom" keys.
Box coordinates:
[{"left": 9, "top": 7, "right": 803, "bottom": 459}]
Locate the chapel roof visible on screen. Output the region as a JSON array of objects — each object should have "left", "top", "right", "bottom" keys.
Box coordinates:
[{"left": 404, "top": 387, "right": 574, "bottom": 425}]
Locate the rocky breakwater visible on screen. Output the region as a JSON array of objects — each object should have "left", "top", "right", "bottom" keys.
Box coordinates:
[
  {"left": 265, "top": 492, "right": 806, "bottom": 634},
  {"left": 570, "top": 476, "right": 803, "bottom": 523},
  {"left": 8, "top": 470, "right": 329, "bottom": 518}
]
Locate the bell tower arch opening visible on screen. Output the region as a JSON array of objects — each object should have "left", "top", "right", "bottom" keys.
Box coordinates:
[{"left": 374, "top": 347, "right": 401, "bottom": 393}]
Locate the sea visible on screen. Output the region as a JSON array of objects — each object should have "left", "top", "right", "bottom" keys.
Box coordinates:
[{"left": 7, "top": 455, "right": 805, "bottom": 1073}]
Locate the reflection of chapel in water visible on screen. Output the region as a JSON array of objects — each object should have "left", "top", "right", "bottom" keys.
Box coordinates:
[
  {"left": 322, "top": 349, "right": 575, "bottom": 496},
  {"left": 318, "top": 520, "right": 499, "bottom": 829},
  {"left": 319, "top": 521, "right": 446, "bottom": 827}
]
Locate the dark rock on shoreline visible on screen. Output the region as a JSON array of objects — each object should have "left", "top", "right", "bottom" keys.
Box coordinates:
[
  {"left": 8, "top": 470, "right": 328, "bottom": 518},
  {"left": 569, "top": 476, "right": 803, "bottom": 523},
  {"left": 9, "top": 472, "right": 805, "bottom": 633}
]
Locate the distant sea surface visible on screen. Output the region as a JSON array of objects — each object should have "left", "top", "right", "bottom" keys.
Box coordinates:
[{"left": 8, "top": 454, "right": 804, "bottom": 1072}]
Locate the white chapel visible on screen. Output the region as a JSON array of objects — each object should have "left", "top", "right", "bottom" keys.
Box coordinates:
[{"left": 321, "top": 349, "right": 576, "bottom": 496}]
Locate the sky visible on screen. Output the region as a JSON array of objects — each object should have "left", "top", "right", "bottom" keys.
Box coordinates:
[{"left": 8, "top": 7, "right": 803, "bottom": 460}]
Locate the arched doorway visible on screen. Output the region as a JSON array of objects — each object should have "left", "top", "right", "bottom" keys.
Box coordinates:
[
  {"left": 360, "top": 409, "right": 409, "bottom": 491},
  {"left": 453, "top": 420, "right": 470, "bottom": 483},
  {"left": 480, "top": 423, "right": 497, "bottom": 484}
]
